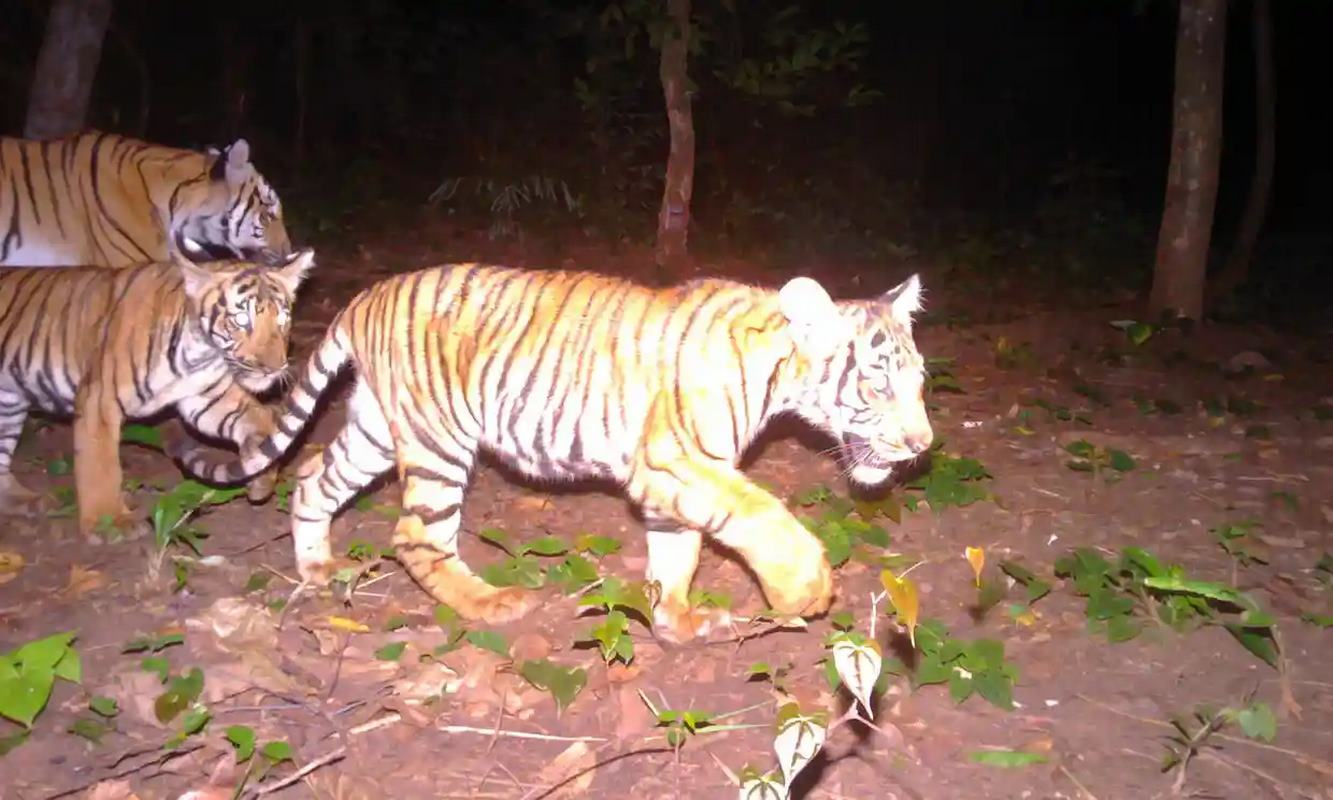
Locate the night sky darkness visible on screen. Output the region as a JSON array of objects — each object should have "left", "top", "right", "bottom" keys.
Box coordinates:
[{"left": 1, "top": 1, "right": 1329, "bottom": 259}]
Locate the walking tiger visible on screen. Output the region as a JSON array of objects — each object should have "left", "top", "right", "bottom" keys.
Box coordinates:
[
  {"left": 169, "top": 265, "right": 933, "bottom": 641},
  {"left": 0, "top": 131, "right": 290, "bottom": 267},
  {"left": 0, "top": 242, "right": 313, "bottom": 537}
]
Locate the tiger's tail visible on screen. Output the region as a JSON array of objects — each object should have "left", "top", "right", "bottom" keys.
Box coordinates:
[{"left": 169, "top": 328, "right": 351, "bottom": 484}]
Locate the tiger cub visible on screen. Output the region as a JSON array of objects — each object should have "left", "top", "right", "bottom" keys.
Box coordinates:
[
  {"left": 0, "top": 244, "right": 313, "bottom": 537},
  {"left": 0, "top": 131, "right": 290, "bottom": 267},
  {"left": 170, "top": 265, "right": 933, "bottom": 641}
]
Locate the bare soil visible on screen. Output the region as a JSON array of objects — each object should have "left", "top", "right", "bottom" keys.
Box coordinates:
[{"left": 2, "top": 225, "right": 1331, "bottom": 800}]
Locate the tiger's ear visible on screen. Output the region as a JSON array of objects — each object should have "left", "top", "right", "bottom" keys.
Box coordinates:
[
  {"left": 211, "top": 139, "right": 253, "bottom": 185},
  {"left": 779, "top": 277, "right": 851, "bottom": 356},
  {"left": 272, "top": 248, "right": 316, "bottom": 293},
  {"left": 171, "top": 241, "right": 217, "bottom": 299},
  {"left": 883, "top": 273, "right": 923, "bottom": 326}
]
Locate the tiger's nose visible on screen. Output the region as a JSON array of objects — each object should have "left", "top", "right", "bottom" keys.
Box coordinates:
[{"left": 904, "top": 430, "right": 933, "bottom": 454}]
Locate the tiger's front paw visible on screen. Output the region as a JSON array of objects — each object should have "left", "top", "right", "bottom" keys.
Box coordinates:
[
  {"left": 757, "top": 540, "right": 834, "bottom": 619},
  {"left": 653, "top": 599, "right": 733, "bottom": 644}
]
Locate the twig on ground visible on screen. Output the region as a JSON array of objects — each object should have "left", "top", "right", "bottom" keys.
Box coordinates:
[
  {"left": 1058, "top": 764, "right": 1100, "bottom": 800},
  {"left": 247, "top": 746, "right": 347, "bottom": 797}
]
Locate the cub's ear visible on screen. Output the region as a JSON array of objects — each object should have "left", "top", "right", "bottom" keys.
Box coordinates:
[
  {"left": 273, "top": 248, "right": 316, "bottom": 293},
  {"left": 779, "top": 277, "right": 851, "bottom": 356},
  {"left": 171, "top": 240, "right": 217, "bottom": 298},
  {"left": 210, "top": 138, "right": 253, "bottom": 184},
  {"left": 883, "top": 273, "right": 923, "bottom": 326}
]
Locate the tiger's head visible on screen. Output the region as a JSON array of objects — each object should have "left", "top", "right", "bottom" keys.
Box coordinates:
[
  {"left": 174, "top": 241, "right": 314, "bottom": 393},
  {"left": 779, "top": 274, "right": 934, "bottom": 486},
  {"left": 171, "top": 139, "right": 292, "bottom": 262}
]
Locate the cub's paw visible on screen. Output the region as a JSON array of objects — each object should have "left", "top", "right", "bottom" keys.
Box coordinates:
[
  {"left": 82, "top": 510, "right": 151, "bottom": 545},
  {"left": 761, "top": 555, "right": 834, "bottom": 619}
]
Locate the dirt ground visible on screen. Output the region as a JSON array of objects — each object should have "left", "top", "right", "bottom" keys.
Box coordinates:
[{"left": 2, "top": 226, "right": 1331, "bottom": 800}]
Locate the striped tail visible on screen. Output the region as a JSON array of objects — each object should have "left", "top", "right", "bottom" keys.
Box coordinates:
[{"left": 169, "top": 330, "right": 351, "bottom": 485}]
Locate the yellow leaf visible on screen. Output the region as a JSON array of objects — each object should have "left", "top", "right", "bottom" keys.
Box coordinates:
[
  {"left": 327, "top": 616, "right": 370, "bottom": 633},
  {"left": 880, "top": 569, "right": 920, "bottom": 647},
  {"left": 965, "top": 546, "right": 985, "bottom": 587},
  {"left": 0, "top": 551, "right": 23, "bottom": 585},
  {"left": 1261, "top": 373, "right": 1283, "bottom": 382},
  {"left": 1013, "top": 609, "right": 1038, "bottom": 627}
]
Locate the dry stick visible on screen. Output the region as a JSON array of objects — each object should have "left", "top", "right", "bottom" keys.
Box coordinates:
[
  {"left": 1076, "top": 693, "right": 1333, "bottom": 777},
  {"left": 1057, "top": 764, "right": 1101, "bottom": 800},
  {"left": 436, "top": 724, "right": 608, "bottom": 743},
  {"left": 247, "top": 746, "right": 347, "bottom": 797},
  {"left": 44, "top": 742, "right": 207, "bottom": 799}
]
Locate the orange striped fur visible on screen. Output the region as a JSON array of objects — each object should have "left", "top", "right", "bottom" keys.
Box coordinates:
[
  {"left": 0, "top": 246, "right": 312, "bottom": 536},
  {"left": 171, "top": 265, "right": 932, "bottom": 640},
  {"left": 0, "top": 131, "right": 289, "bottom": 267}
]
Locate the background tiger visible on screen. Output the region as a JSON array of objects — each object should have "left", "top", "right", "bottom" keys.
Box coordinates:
[
  {"left": 0, "top": 131, "right": 290, "bottom": 267},
  {"left": 170, "top": 265, "right": 933, "bottom": 641},
  {"left": 0, "top": 242, "right": 313, "bottom": 538}
]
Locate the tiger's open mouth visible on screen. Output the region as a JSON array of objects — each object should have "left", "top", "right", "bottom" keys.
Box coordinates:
[{"left": 842, "top": 431, "right": 913, "bottom": 467}]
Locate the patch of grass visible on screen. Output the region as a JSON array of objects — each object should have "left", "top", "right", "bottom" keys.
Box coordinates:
[{"left": 904, "top": 448, "right": 992, "bottom": 512}]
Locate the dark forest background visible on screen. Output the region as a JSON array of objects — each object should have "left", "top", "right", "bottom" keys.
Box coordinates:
[{"left": 2, "top": 0, "right": 1329, "bottom": 320}]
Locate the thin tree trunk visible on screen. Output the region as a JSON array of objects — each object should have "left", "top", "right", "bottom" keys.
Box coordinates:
[
  {"left": 655, "top": 0, "right": 695, "bottom": 276},
  {"left": 1149, "top": 0, "right": 1228, "bottom": 321},
  {"left": 111, "top": 23, "right": 150, "bottom": 137},
  {"left": 24, "top": 0, "right": 114, "bottom": 140},
  {"left": 1208, "top": 0, "right": 1274, "bottom": 306}
]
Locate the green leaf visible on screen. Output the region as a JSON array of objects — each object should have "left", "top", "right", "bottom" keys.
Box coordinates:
[
  {"left": 89, "top": 696, "right": 119, "bottom": 718},
  {"left": 0, "top": 666, "right": 55, "bottom": 727},
  {"left": 1126, "top": 322, "right": 1154, "bottom": 346},
  {"left": 433, "top": 604, "right": 461, "bottom": 629},
  {"left": 464, "top": 630, "right": 510, "bottom": 657},
  {"left": 1236, "top": 702, "right": 1277, "bottom": 742},
  {"left": 1142, "top": 576, "right": 1246, "bottom": 606},
  {"left": 11, "top": 632, "right": 77, "bottom": 672},
  {"left": 68, "top": 717, "right": 109, "bottom": 744},
  {"left": 226, "top": 725, "right": 257, "bottom": 762},
  {"left": 1063, "top": 440, "right": 1096, "bottom": 459},
  {"left": 123, "top": 632, "right": 184, "bottom": 654},
  {"left": 1225, "top": 625, "right": 1279, "bottom": 668},
  {"left": 46, "top": 456, "right": 73, "bottom": 476},
  {"left": 261, "top": 740, "right": 294, "bottom": 763},
  {"left": 0, "top": 730, "right": 29, "bottom": 755},
  {"left": 141, "top": 656, "right": 170, "bottom": 682},
  {"left": 967, "top": 749, "right": 1049, "bottom": 767},
  {"left": 546, "top": 554, "right": 600, "bottom": 594},
  {"left": 518, "top": 659, "right": 587, "bottom": 712},
  {"left": 244, "top": 571, "right": 272, "bottom": 593},
  {"left": 383, "top": 615, "right": 409, "bottom": 632},
  {"left": 479, "top": 527, "right": 516, "bottom": 555},
  {"left": 522, "top": 535, "right": 570, "bottom": 557},
  {"left": 121, "top": 424, "right": 164, "bottom": 449},
  {"left": 973, "top": 669, "right": 1014, "bottom": 710},
  {"left": 180, "top": 706, "right": 210, "bottom": 735},
  {"left": 374, "top": 642, "right": 407, "bottom": 662},
  {"left": 1107, "top": 449, "right": 1135, "bottom": 472},
  {"left": 575, "top": 533, "right": 622, "bottom": 557}
]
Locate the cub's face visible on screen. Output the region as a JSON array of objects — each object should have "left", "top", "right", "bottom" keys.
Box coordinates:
[
  {"left": 178, "top": 247, "right": 314, "bottom": 393},
  {"left": 780, "top": 274, "right": 934, "bottom": 486}
]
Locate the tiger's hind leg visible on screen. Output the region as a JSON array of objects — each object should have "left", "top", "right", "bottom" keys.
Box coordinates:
[
  {"left": 289, "top": 382, "right": 395, "bottom": 583},
  {"left": 0, "top": 394, "right": 40, "bottom": 507},
  {"left": 392, "top": 434, "right": 533, "bottom": 624}
]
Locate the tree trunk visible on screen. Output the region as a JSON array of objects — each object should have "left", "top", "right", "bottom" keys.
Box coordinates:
[
  {"left": 24, "top": 0, "right": 114, "bottom": 140},
  {"left": 1148, "top": 0, "right": 1228, "bottom": 321},
  {"left": 655, "top": 0, "right": 695, "bottom": 277},
  {"left": 1208, "top": 0, "right": 1274, "bottom": 306}
]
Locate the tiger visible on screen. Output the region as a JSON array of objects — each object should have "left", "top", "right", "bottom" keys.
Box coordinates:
[
  {"left": 0, "top": 240, "right": 313, "bottom": 539},
  {"left": 0, "top": 131, "right": 290, "bottom": 268},
  {"left": 168, "top": 265, "right": 933, "bottom": 641}
]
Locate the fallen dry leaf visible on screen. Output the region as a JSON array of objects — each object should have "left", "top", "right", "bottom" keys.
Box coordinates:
[
  {"left": 84, "top": 780, "right": 139, "bottom": 800},
  {"left": 535, "top": 740, "right": 597, "bottom": 799},
  {"left": 0, "top": 550, "right": 24, "bottom": 585},
  {"left": 63, "top": 564, "right": 108, "bottom": 598}
]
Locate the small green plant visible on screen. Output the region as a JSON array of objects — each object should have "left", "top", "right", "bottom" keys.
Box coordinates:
[
  {"left": 1027, "top": 397, "right": 1093, "bottom": 425},
  {"left": 792, "top": 486, "right": 892, "bottom": 567},
  {"left": 479, "top": 528, "right": 611, "bottom": 594},
  {"left": 578, "top": 577, "right": 653, "bottom": 665},
  {"left": 903, "top": 449, "right": 992, "bottom": 512},
  {"left": 226, "top": 726, "right": 295, "bottom": 793},
  {"left": 1063, "top": 439, "right": 1135, "bottom": 478},
  {"left": 1212, "top": 521, "right": 1267, "bottom": 568},
  {"left": 925, "top": 356, "right": 964, "bottom": 395},
  {"left": 1056, "top": 547, "right": 1279, "bottom": 666},
  {"left": 1161, "top": 699, "right": 1277, "bottom": 792},
  {"left": 1109, "top": 319, "right": 1154, "bottom": 346},
  {"left": 0, "top": 632, "right": 80, "bottom": 730},
  {"left": 886, "top": 619, "right": 1017, "bottom": 710},
  {"left": 122, "top": 631, "right": 184, "bottom": 654}
]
